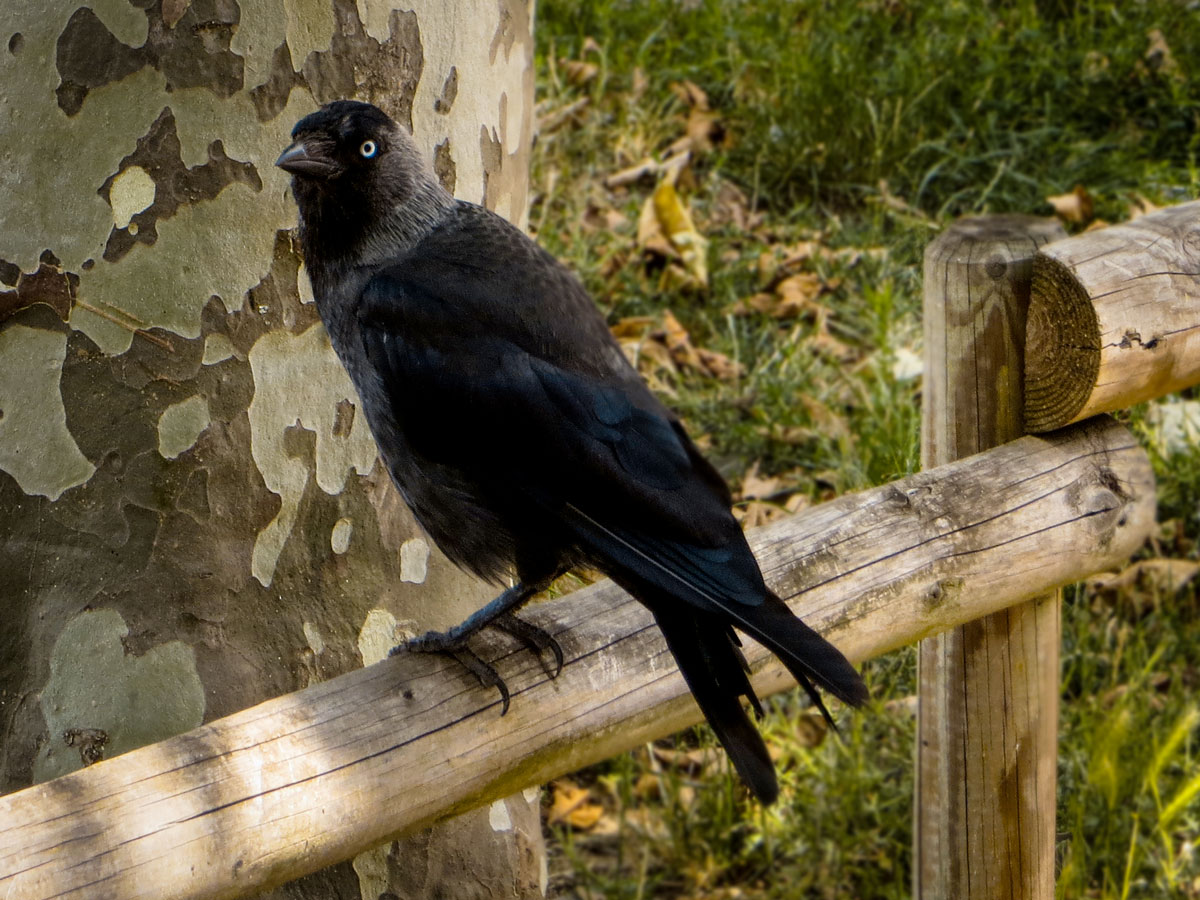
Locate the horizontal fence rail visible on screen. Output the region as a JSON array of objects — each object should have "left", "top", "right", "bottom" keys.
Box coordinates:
[
  {"left": 1025, "top": 200, "right": 1200, "bottom": 432},
  {"left": 0, "top": 416, "right": 1154, "bottom": 900}
]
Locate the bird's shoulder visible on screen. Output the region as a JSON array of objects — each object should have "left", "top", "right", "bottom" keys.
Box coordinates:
[{"left": 357, "top": 201, "right": 624, "bottom": 375}]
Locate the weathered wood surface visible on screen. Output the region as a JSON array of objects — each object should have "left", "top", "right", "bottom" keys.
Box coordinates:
[
  {"left": 1025, "top": 200, "right": 1200, "bottom": 432},
  {"left": 918, "top": 214, "right": 1066, "bottom": 900},
  {"left": 0, "top": 417, "right": 1153, "bottom": 900}
]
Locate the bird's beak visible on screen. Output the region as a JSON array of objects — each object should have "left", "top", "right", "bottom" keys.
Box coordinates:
[{"left": 275, "top": 140, "right": 342, "bottom": 178}]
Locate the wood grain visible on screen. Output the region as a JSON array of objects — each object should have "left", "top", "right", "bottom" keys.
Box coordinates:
[
  {"left": 0, "top": 417, "right": 1153, "bottom": 900},
  {"left": 1025, "top": 200, "right": 1200, "bottom": 431},
  {"left": 917, "top": 214, "right": 1065, "bottom": 900}
]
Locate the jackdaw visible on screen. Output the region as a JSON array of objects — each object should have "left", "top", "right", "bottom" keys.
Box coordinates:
[{"left": 277, "top": 100, "right": 867, "bottom": 804}]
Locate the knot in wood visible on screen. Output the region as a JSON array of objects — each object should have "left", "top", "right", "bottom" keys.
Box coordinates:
[{"left": 984, "top": 254, "right": 1008, "bottom": 280}]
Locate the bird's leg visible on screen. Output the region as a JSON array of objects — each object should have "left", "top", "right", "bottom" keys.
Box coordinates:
[{"left": 390, "top": 581, "right": 563, "bottom": 714}]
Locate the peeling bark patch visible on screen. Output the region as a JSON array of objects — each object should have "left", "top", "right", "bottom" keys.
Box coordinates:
[
  {"left": 331, "top": 517, "right": 353, "bottom": 554},
  {"left": 435, "top": 67, "right": 458, "bottom": 114},
  {"left": 400, "top": 537, "right": 429, "bottom": 584},
  {"left": 34, "top": 608, "right": 204, "bottom": 783},
  {"left": 55, "top": 8, "right": 147, "bottom": 115},
  {"left": 332, "top": 398, "right": 355, "bottom": 437},
  {"left": 55, "top": 0, "right": 244, "bottom": 116},
  {"left": 249, "top": 42, "right": 304, "bottom": 122},
  {"left": 434, "top": 139, "right": 457, "bottom": 194},
  {"left": 109, "top": 165, "right": 157, "bottom": 228},
  {"left": 358, "top": 608, "right": 399, "bottom": 665},
  {"left": 480, "top": 125, "right": 504, "bottom": 211},
  {"left": 0, "top": 325, "right": 95, "bottom": 500},
  {"left": 163, "top": 0, "right": 193, "bottom": 29},
  {"left": 158, "top": 395, "right": 211, "bottom": 459},
  {"left": 0, "top": 258, "right": 78, "bottom": 326},
  {"left": 99, "top": 108, "right": 261, "bottom": 264},
  {"left": 302, "top": 1, "right": 423, "bottom": 132},
  {"left": 0, "top": 259, "right": 19, "bottom": 286},
  {"left": 490, "top": 0, "right": 530, "bottom": 63},
  {"left": 489, "top": 799, "right": 514, "bottom": 832}
]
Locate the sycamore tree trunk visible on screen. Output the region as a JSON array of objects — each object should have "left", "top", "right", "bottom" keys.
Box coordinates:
[{"left": 0, "top": 2, "right": 545, "bottom": 897}]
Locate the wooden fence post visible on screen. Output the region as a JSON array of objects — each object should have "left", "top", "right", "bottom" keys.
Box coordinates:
[{"left": 917, "top": 215, "right": 1066, "bottom": 899}]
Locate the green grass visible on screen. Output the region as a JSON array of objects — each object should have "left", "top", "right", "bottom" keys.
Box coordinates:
[{"left": 532, "top": 1, "right": 1200, "bottom": 897}]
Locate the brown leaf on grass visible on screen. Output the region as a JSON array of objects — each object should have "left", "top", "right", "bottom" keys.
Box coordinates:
[
  {"left": 695, "top": 346, "right": 743, "bottom": 381},
  {"left": 562, "top": 59, "right": 599, "bottom": 86},
  {"left": 581, "top": 202, "right": 628, "bottom": 233},
  {"left": 1088, "top": 558, "right": 1200, "bottom": 600},
  {"left": 1127, "top": 193, "right": 1162, "bottom": 220},
  {"left": 634, "top": 772, "right": 663, "bottom": 802},
  {"left": 806, "top": 312, "right": 858, "bottom": 363},
  {"left": 708, "top": 179, "right": 758, "bottom": 230},
  {"left": 733, "top": 500, "right": 788, "bottom": 529},
  {"left": 734, "top": 462, "right": 790, "bottom": 527},
  {"left": 537, "top": 96, "right": 590, "bottom": 133},
  {"left": 659, "top": 310, "right": 742, "bottom": 379},
  {"left": 738, "top": 461, "right": 782, "bottom": 501},
  {"left": 775, "top": 272, "right": 828, "bottom": 313},
  {"left": 652, "top": 180, "right": 709, "bottom": 288},
  {"left": 1047, "top": 184, "right": 1094, "bottom": 224},
  {"left": 1145, "top": 28, "right": 1182, "bottom": 81},
  {"left": 661, "top": 308, "right": 703, "bottom": 369},
  {"left": 670, "top": 80, "right": 711, "bottom": 111},
  {"left": 728, "top": 273, "right": 837, "bottom": 321},
  {"left": 606, "top": 157, "right": 661, "bottom": 189},
  {"left": 673, "top": 108, "right": 726, "bottom": 155},
  {"left": 757, "top": 240, "right": 823, "bottom": 288},
  {"left": 1083, "top": 50, "right": 1110, "bottom": 82},
  {"left": 793, "top": 712, "right": 830, "bottom": 749},
  {"left": 652, "top": 745, "right": 725, "bottom": 777},
  {"left": 610, "top": 316, "right": 657, "bottom": 340},
  {"left": 547, "top": 779, "right": 606, "bottom": 829},
  {"left": 801, "top": 395, "right": 853, "bottom": 442}
]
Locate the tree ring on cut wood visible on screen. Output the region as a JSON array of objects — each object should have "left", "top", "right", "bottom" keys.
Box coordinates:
[{"left": 1025, "top": 254, "right": 1100, "bottom": 433}]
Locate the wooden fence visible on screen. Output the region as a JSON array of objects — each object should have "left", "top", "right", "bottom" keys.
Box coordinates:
[{"left": 2, "top": 200, "right": 1198, "bottom": 900}]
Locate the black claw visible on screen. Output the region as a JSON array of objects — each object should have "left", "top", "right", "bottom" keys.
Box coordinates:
[
  {"left": 451, "top": 649, "right": 511, "bottom": 715},
  {"left": 494, "top": 613, "right": 564, "bottom": 678}
]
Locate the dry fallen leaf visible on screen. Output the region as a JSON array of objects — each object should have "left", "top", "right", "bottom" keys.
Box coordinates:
[
  {"left": 1088, "top": 558, "right": 1200, "bottom": 600},
  {"left": 610, "top": 315, "right": 657, "bottom": 340},
  {"left": 670, "top": 79, "right": 711, "bottom": 110},
  {"left": 1127, "top": 193, "right": 1162, "bottom": 220},
  {"left": 793, "top": 712, "right": 830, "bottom": 749},
  {"left": 739, "top": 460, "right": 782, "bottom": 501},
  {"left": 546, "top": 779, "right": 606, "bottom": 830},
  {"left": 1047, "top": 184, "right": 1094, "bottom": 224},
  {"left": 1145, "top": 28, "right": 1182, "bottom": 81},
  {"left": 652, "top": 179, "right": 709, "bottom": 288},
  {"left": 652, "top": 745, "right": 725, "bottom": 776},
  {"left": 581, "top": 201, "right": 628, "bottom": 233},
  {"left": 561, "top": 59, "right": 599, "bottom": 86}
]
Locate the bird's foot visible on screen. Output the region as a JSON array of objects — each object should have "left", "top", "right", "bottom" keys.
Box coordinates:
[
  {"left": 390, "top": 610, "right": 563, "bottom": 715},
  {"left": 493, "top": 612, "right": 565, "bottom": 678}
]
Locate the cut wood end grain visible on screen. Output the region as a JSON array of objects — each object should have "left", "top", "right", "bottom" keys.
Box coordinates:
[{"left": 1024, "top": 200, "right": 1200, "bottom": 432}]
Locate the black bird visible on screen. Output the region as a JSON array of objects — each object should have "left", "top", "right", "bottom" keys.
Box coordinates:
[{"left": 277, "top": 100, "right": 867, "bottom": 804}]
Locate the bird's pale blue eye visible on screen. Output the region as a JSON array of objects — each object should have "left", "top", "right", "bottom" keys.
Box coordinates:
[{"left": 360, "top": 140, "right": 377, "bottom": 158}]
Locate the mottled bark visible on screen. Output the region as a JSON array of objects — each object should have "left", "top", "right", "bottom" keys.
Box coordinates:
[{"left": 0, "top": 2, "right": 542, "bottom": 898}]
